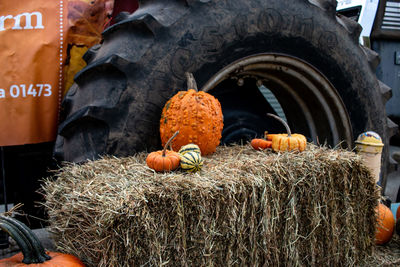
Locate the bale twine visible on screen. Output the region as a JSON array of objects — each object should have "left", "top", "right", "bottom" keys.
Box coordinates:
[{"left": 42, "top": 144, "right": 380, "bottom": 266}]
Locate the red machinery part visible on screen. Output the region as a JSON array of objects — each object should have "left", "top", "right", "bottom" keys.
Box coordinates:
[{"left": 110, "top": 0, "right": 139, "bottom": 25}]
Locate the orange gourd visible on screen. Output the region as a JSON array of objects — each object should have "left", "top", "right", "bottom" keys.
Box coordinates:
[
  {"left": 265, "top": 133, "right": 279, "bottom": 141},
  {"left": 266, "top": 113, "right": 307, "bottom": 152},
  {"left": 375, "top": 203, "right": 395, "bottom": 245},
  {"left": 251, "top": 138, "right": 272, "bottom": 150},
  {"left": 0, "top": 215, "right": 85, "bottom": 266},
  {"left": 146, "top": 131, "right": 181, "bottom": 172},
  {"left": 160, "top": 73, "right": 223, "bottom": 156}
]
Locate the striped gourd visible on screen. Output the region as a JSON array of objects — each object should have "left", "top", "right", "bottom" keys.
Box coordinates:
[
  {"left": 178, "top": 143, "right": 201, "bottom": 155},
  {"left": 180, "top": 151, "right": 203, "bottom": 172}
]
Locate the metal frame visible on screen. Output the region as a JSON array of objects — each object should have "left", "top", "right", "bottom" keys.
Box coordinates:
[{"left": 202, "top": 53, "right": 353, "bottom": 147}]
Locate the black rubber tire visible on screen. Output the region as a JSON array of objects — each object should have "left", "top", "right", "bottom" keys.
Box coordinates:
[{"left": 55, "top": 0, "right": 397, "bottom": 183}]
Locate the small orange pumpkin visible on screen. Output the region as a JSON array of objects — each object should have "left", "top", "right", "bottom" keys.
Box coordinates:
[
  {"left": 266, "top": 113, "right": 307, "bottom": 152},
  {"left": 375, "top": 203, "right": 395, "bottom": 245},
  {"left": 251, "top": 138, "right": 272, "bottom": 150},
  {"left": 146, "top": 131, "right": 181, "bottom": 172},
  {"left": 0, "top": 215, "right": 85, "bottom": 266},
  {"left": 159, "top": 72, "right": 223, "bottom": 156}
]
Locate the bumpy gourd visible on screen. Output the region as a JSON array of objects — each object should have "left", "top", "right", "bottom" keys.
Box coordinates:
[
  {"left": 160, "top": 73, "right": 223, "bottom": 156},
  {"left": 251, "top": 138, "right": 272, "bottom": 150}
]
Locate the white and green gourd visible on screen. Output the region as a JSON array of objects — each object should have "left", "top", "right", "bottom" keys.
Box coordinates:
[
  {"left": 180, "top": 151, "right": 203, "bottom": 172},
  {"left": 178, "top": 143, "right": 201, "bottom": 155}
]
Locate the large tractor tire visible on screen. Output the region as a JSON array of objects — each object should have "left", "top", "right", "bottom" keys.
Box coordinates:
[{"left": 55, "top": 0, "right": 396, "bottom": 183}]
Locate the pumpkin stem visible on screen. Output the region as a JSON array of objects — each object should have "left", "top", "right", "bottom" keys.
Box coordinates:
[
  {"left": 0, "top": 219, "right": 35, "bottom": 262},
  {"left": 0, "top": 215, "right": 51, "bottom": 263},
  {"left": 185, "top": 72, "right": 198, "bottom": 91},
  {"left": 163, "top": 130, "right": 179, "bottom": 157},
  {"left": 267, "top": 113, "right": 292, "bottom": 136}
]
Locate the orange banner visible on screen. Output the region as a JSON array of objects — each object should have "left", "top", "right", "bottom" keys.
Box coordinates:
[{"left": 0, "top": 0, "right": 67, "bottom": 146}]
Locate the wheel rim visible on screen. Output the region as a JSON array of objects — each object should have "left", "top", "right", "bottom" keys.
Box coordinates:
[{"left": 202, "top": 53, "right": 353, "bottom": 146}]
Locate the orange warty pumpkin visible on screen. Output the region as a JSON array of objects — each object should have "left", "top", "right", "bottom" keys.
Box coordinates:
[
  {"left": 0, "top": 215, "right": 85, "bottom": 266},
  {"left": 160, "top": 73, "right": 223, "bottom": 156},
  {"left": 251, "top": 138, "right": 272, "bottom": 150},
  {"left": 375, "top": 203, "right": 395, "bottom": 245},
  {"left": 146, "top": 131, "right": 181, "bottom": 172},
  {"left": 266, "top": 113, "right": 307, "bottom": 152}
]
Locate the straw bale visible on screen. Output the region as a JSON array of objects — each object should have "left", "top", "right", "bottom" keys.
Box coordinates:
[
  {"left": 368, "top": 234, "right": 400, "bottom": 266},
  {"left": 43, "top": 144, "right": 380, "bottom": 266}
]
